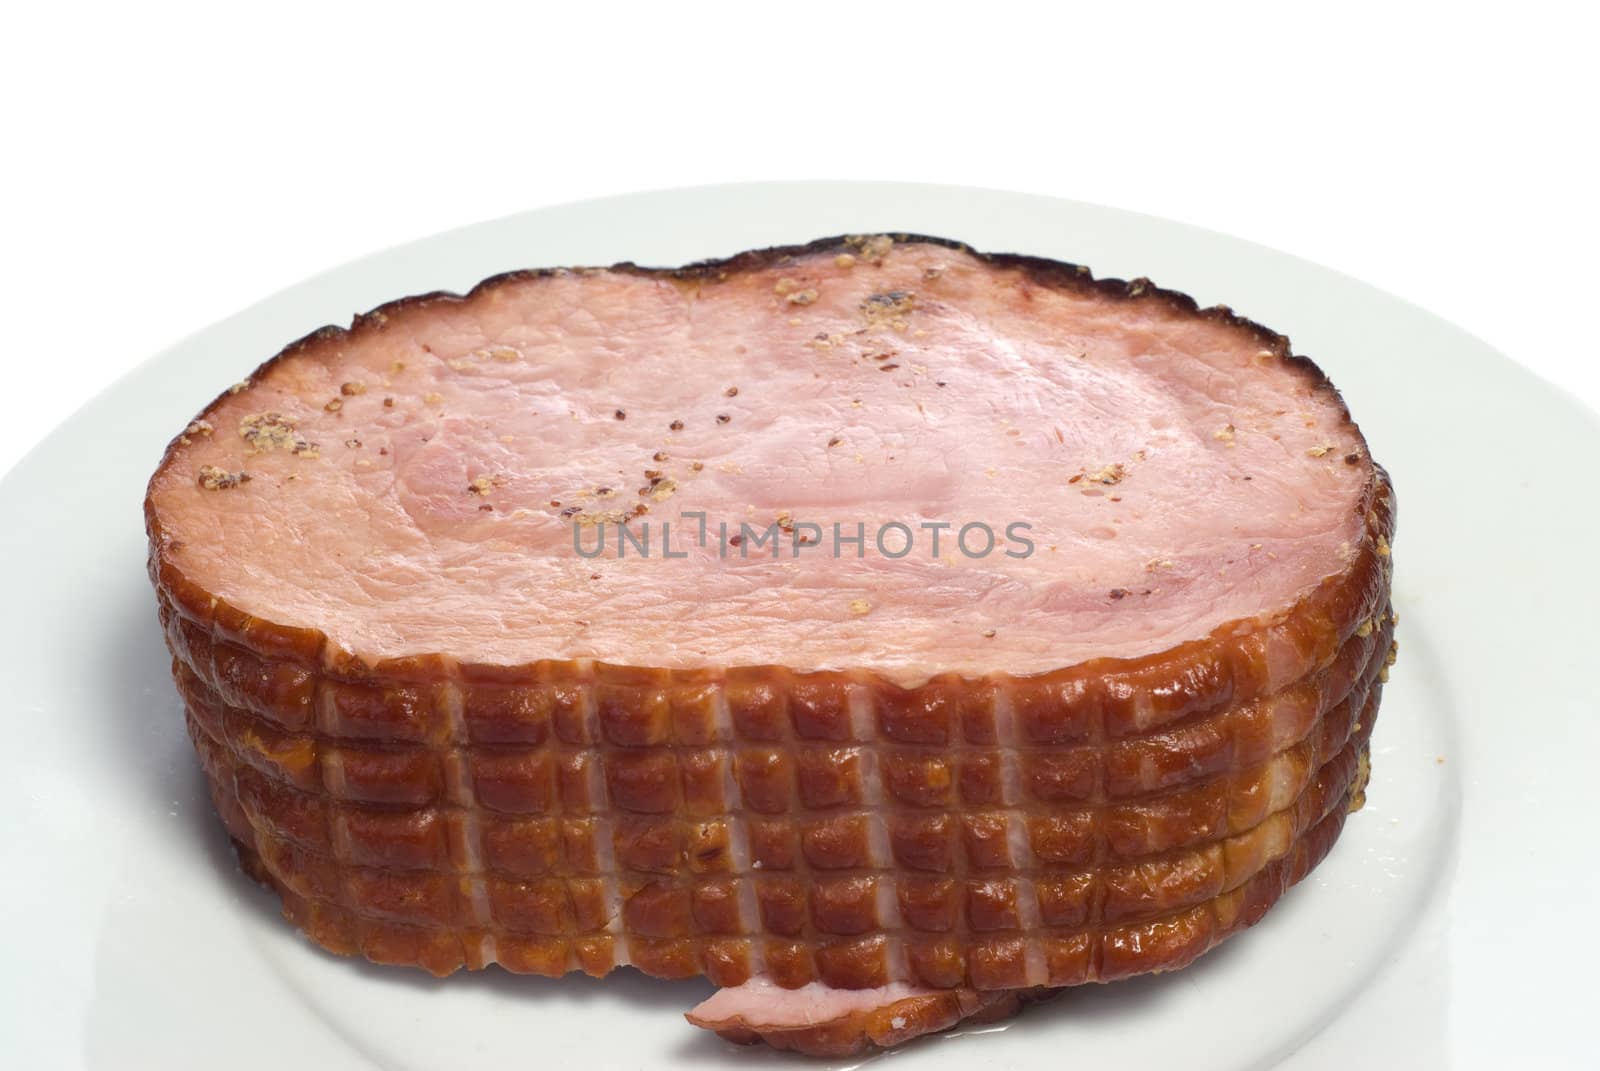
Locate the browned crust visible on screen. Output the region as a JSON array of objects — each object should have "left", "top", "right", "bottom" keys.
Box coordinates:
[
  {"left": 682, "top": 740, "right": 1359, "bottom": 1058},
  {"left": 144, "top": 236, "right": 1397, "bottom": 1010},
  {"left": 192, "top": 631, "right": 1384, "bottom": 987}
]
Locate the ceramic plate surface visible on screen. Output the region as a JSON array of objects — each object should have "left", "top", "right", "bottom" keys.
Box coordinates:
[{"left": 2, "top": 183, "right": 1595, "bottom": 1069}]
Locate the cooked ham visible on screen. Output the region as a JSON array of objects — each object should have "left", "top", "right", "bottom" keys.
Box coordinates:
[
  {"left": 146, "top": 235, "right": 1396, "bottom": 1054},
  {"left": 686, "top": 977, "right": 1049, "bottom": 1056}
]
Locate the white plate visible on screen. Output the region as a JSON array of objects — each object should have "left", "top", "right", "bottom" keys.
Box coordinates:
[{"left": 2, "top": 183, "right": 1595, "bottom": 1070}]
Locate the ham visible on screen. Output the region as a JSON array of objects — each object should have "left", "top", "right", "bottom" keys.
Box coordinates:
[
  {"left": 145, "top": 234, "right": 1396, "bottom": 1054},
  {"left": 685, "top": 977, "right": 1051, "bottom": 1056}
]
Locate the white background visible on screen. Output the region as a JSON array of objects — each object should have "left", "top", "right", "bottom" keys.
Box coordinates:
[
  {"left": 2, "top": 1, "right": 1596, "bottom": 479},
  {"left": 2, "top": 8, "right": 1597, "bottom": 1068}
]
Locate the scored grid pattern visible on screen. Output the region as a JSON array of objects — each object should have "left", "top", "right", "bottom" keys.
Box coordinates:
[{"left": 166, "top": 578, "right": 1396, "bottom": 990}]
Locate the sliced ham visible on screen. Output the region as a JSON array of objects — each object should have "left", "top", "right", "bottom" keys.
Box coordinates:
[
  {"left": 686, "top": 978, "right": 1047, "bottom": 1056},
  {"left": 145, "top": 234, "right": 1396, "bottom": 1052}
]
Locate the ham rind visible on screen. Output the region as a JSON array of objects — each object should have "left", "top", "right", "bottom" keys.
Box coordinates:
[{"left": 145, "top": 235, "right": 1396, "bottom": 1052}]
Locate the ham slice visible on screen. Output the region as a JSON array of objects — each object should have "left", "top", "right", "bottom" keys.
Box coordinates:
[
  {"left": 686, "top": 977, "right": 1048, "bottom": 1056},
  {"left": 145, "top": 235, "right": 1396, "bottom": 1052}
]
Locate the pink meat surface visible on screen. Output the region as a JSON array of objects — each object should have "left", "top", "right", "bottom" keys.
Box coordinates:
[
  {"left": 691, "top": 977, "right": 935, "bottom": 1029},
  {"left": 148, "top": 239, "right": 1367, "bottom": 685},
  {"left": 686, "top": 976, "right": 1037, "bottom": 1056}
]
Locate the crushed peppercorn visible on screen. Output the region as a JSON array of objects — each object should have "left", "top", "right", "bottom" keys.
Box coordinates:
[
  {"left": 1087, "top": 462, "right": 1126, "bottom": 485},
  {"left": 239, "top": 412, "right": 318, "bottom": 458},
  {"left": 197, "top": 465, "right": 249, "bottom": 490},
  {"left": 846, "top": 234, "right": 894, "bottom": 263}
]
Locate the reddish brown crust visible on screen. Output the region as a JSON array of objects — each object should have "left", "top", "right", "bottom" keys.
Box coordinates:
[
  {"left": 174, "top": 598, "right": 1390, "bottom": 987},
  {"left": 678, "top": 729, "right": 1368, "bottom": 1058},
  {"left": 146, "top": 237, "right": 1396, "bottom": 1003}
]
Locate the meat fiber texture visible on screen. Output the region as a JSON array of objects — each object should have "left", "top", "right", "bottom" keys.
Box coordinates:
[{"left": 145, "top": 235, "right": 1397, "bottom": 1056}]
